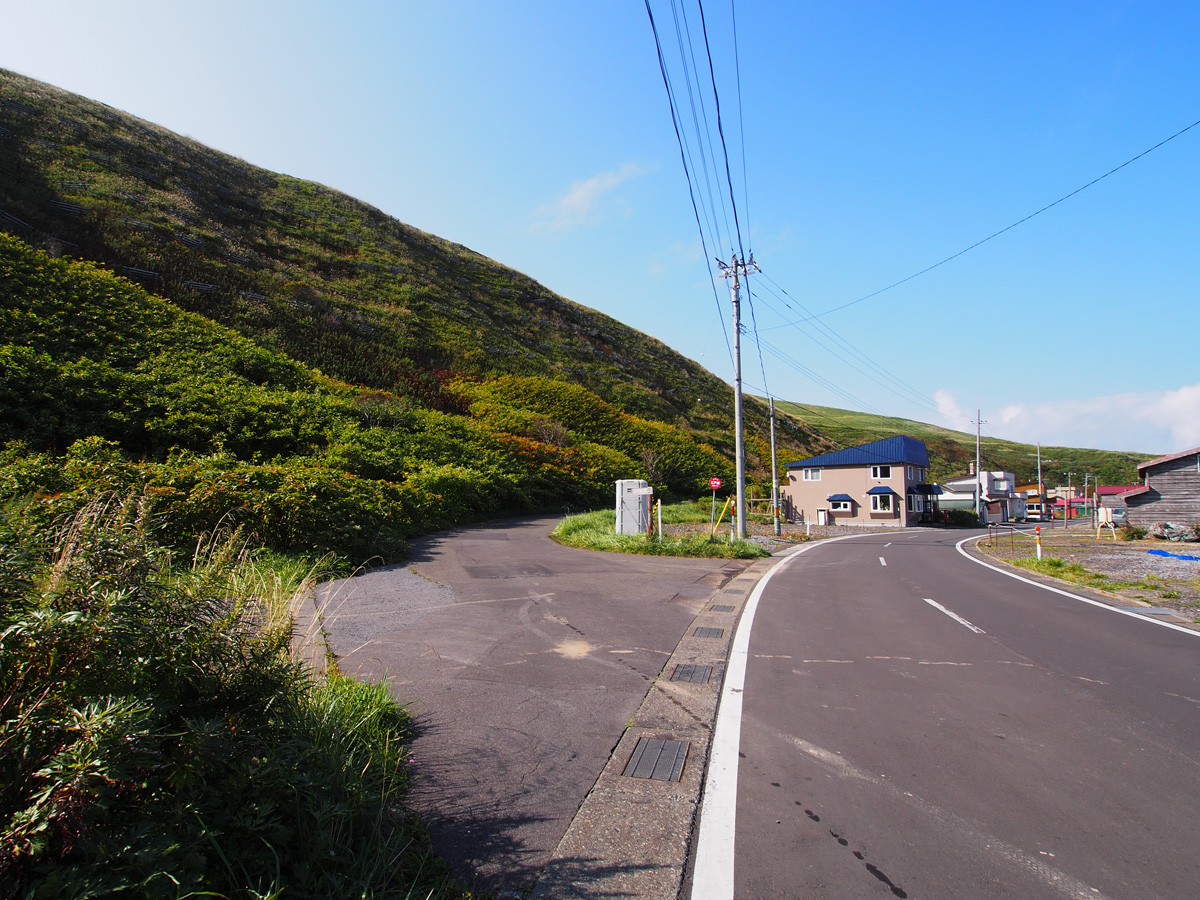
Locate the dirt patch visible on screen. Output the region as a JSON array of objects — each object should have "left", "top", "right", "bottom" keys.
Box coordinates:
[{"left": 977, "top": 524, "right": 1200, "bottom": 619}]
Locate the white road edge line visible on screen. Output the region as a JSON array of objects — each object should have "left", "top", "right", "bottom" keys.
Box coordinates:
[
  {"left": 955, "top": 535, "right": 1200, "bottom": 639},
  {"left": 691, "top": 532, "right": 881, "bottom": 900},
  {"left": 924, "top": 598, "right": 985, "bottom": 633}
]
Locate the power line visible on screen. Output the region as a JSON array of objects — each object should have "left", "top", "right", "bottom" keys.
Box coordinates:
[
  {"left": 696, "top": 0, "right": 745, "bottom": 259},
  {"left": 643, "top": 0, "right": 733, "bottom": 366},
  {"left": 812, "top": 116, "right": 1200, "bottom": 320},
  {"left": 752, "top": 273, "right": 943, "bottom": 414}
]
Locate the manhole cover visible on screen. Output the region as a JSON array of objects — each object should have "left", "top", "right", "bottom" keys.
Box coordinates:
[
  {"left": 622, "top": 738, "right": 689, "bottom": 781},
  {"left": 710, "top": 604, "right": 735, "bottom": 612},
  {"left": 694, "top": 627, "right": 724, "bottom": 639},
  {"left": 671, "top": 664, "right": 713, "bottom": 683}
]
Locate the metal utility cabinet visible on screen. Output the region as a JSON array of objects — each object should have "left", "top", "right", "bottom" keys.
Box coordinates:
[{"left": 615, "top": 479, "right": 652, "bottom": 535}]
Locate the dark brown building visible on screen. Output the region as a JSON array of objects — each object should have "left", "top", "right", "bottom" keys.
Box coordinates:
[{"left": 1119, "top": 446, "right": 1200, "bottom": 527}]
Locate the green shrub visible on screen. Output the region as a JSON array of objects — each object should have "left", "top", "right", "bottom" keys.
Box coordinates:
[
  {"left": 551, "top": 507, "right": 769, "bottom": 559},
  {"left": 1120, "top": 522, "right": 1148, "bottom": 541},
  {"left": 943, "top": 508, "right": 981, "bottom": 527},
  {"left": 0, "top": 498, "right": 457, "bottom": 899}
]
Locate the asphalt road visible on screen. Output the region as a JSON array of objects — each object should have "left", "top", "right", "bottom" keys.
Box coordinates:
[
  {"left": 319, "top": 515, "right": 749, "bottom": 892},
  {"left": 724, "top": 529, "right": 1200, "bottom": 899}
]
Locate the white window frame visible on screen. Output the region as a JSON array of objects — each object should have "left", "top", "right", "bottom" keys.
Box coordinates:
[
  {"left": 803, "top": 468, "right": 822, "bottom": 481},
  {"left": 907, "top": 493, "right": 923, "bottom": 512},
  {"left": 871, "top": 493, "right": 893, "bottom": 512},
  {"left": 830, "top": 499, "right": 851, "bottom": 512},
  {"left": 871, "top": 465, "right": 891, "bottom": 479}
]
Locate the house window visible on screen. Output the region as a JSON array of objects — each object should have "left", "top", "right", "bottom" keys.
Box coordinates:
[
  {"left": 907, "top": 494, "right": 923, "bottom": 512},
  {"left": 871, "top": 465, "right": 891, "bottom": 479},
  {"left": 830, "top": 500, "right": 851, "bottom": 512},
  {"left": 803, "top": 468, "right": 821, "bottom": 481},
  {"left": 871, "top": 493, "right": 892, "bottom": 512}
]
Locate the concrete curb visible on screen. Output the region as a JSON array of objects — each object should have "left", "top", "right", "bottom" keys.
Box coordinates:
[{"left": 531, "top": 554, "right": 782, "bottom": 900}]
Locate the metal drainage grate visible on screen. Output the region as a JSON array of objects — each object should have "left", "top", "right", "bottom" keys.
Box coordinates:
[
  {"left": 710, "top": 604, "right": 735, "bottom": 613},
  {"left": 724, "top": 588, "right": 746, "bottom": 595},
  {"left": 622, "top": 738, "right": 689, "bottom": 781},
  {"left": 671, "top": 664, "right": 713, "bottom": 684},
  {"left": 694, "top": 627, "right": 725, "bottom": 639}
]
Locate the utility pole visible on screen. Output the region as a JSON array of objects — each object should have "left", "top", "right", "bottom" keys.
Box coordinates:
[
  {"left": 770, "top": 396, "right": 780, "bottom": 537},
  {"left": 1064, "top": 471, "right": 1076, "bottom": 521},
  {"left": 1037, "top": 442, "right": 1043, "bottom": 501},
  {"left": 718, "top": 252, "right": 759, "bottom": 540},
  {"left": 973, "top": 410, "right": 986, "bottom": 523}
]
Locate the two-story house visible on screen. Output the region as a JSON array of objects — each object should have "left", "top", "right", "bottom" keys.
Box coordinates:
[
  {"left": 940, "top": 468, "right": 1023, "bottom": 523},
  {"left": 781, "top": 436, "right": 939, "bottom": 527}
]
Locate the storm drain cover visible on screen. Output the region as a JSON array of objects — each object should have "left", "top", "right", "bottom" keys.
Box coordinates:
[
  {"left": 694, "top": 626, "right": 724, "bottom": 639},
  {"left": 710, "top": 604, "right": 735, "bottom": 613},
  {"left": 724, "top": 588, "right": 745, "bottom": 595},
  {"left": 622, "top": 738, "right": 689, "bottom": 781},
  {"left": 463, "top": 564, "right": 553, "bottom": 579},
  {"left": 671, "top": 664, "right": 713, "bottom": 684}
]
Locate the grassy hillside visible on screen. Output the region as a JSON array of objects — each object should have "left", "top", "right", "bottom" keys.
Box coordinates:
[
  {"left": 0, "top": 68, "right": 828, "bottom": 479},
  {"left": 0, "top": 66, "right": 1146, "bottom": 504},
  {"left": 775, "top": 399, "right": 1149, "bottom": 486},
  {"left": 0, "top": 233, "right": 745, "bottom": 561}
]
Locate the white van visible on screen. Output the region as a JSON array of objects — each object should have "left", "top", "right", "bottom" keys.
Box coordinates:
[{"left": 1025, "top": 502, "right": 1045, "bottom": 522}]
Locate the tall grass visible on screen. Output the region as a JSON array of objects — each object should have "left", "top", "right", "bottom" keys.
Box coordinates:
[
  {"left": 0, "top": 494, "right": 461, "bottom": 899},
  {"left": 552, "top": 506, "right": 769, "bottom": 559}
]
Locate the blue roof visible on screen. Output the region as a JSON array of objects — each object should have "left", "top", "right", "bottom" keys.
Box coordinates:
[
  {"left": 909, "top": 483, "right": 943, "bottom": 495},
  {"left": 827, "top": 493, "right": 854, "bottom": 502},
  {"left": 786, "top": 435, "right": 929, "bottom": 470},
  {"left": 866, "top": 486, "right": 898, "bottom": 495}
]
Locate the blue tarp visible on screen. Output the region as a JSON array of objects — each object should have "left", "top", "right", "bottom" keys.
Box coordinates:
[{"left": 1147, "top": 549, "right": 1200, "bottom": 562}]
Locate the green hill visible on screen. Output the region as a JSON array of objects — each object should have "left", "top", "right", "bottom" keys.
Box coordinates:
[
  {"left": 0, "top": 68, "right": 829, "bottom": 478},
  {"left": 0, "top": 66, "right": 1147, "bottom": 545}
]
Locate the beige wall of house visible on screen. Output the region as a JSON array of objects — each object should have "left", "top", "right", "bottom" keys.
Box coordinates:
[{"left": 782, "top": 462, "right": 927, "bottom": 527}]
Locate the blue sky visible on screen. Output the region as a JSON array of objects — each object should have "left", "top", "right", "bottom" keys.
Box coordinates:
[{"left": 3, "top": 1, "right": 1198, "bottom": 455}]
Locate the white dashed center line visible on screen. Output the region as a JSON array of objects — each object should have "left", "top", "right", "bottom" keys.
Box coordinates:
[
  {"left": 879, "top": 557, "right": 887, "bottom": 566},
  {"left": 924, "top": 598, "right": 985, "bottom": 634}
]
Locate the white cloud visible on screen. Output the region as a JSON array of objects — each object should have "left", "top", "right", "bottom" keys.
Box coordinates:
[
  {"left": 933, "top": 389, "right": 969, "bottom": 428},
  {"left": 934, "top": 384, "right": 1200, "bottom": 455},
  {"left": 532, "top": 162, "right": 650, "bottom": 233}
]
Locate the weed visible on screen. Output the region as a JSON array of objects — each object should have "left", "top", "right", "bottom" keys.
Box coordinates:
[
  {"left": 0, "top": 496, "right": 463, "bottom": 898},
  {"left": 551, "top": 507, "right": 769, "bottom": 559}
]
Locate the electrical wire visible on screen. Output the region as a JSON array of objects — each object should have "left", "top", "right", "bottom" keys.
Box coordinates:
[
  {"left": 644, "top": 0, "right": 733, "bottom": 366},
  {"left": 813, "top": 116, "right": 1200, "bottom": 320}
]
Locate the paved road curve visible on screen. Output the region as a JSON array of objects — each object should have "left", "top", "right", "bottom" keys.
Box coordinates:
[
  {"left": 713, "top": 529, "right": 1200, "bottom": 899},
  {"left": 319, "top": 515, "right": 750, "bottom": 891}
]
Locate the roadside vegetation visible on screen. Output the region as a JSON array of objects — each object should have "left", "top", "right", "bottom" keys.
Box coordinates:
[
  {"left": 976, "top": 525, "right": 1200, "bottom": 618},
  {"left": 0, "top": 495, "right": 462, "bottom": 899},
  {"left": 552, "top": 504, "right": 770, "bottom": 559}
]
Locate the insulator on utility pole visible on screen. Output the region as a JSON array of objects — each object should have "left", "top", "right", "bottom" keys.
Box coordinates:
[{"left": 717, "top": 252, "right": 759, "bottom": 541}]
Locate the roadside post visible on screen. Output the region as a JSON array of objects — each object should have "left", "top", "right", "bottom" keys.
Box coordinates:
[
  {"left": 1036, "top": 526, "right": 1042, "bottom": 560},
  {"left": 709, "top": 477, "right": 722, "bottom": 537},
  {"left": 656, "top": 499, "right": 662, "bottom": 544}
]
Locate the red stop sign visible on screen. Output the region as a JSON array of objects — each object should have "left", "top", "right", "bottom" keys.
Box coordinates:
[{"left": 709, "top": 477, "right": 722, "bottom": 490}]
